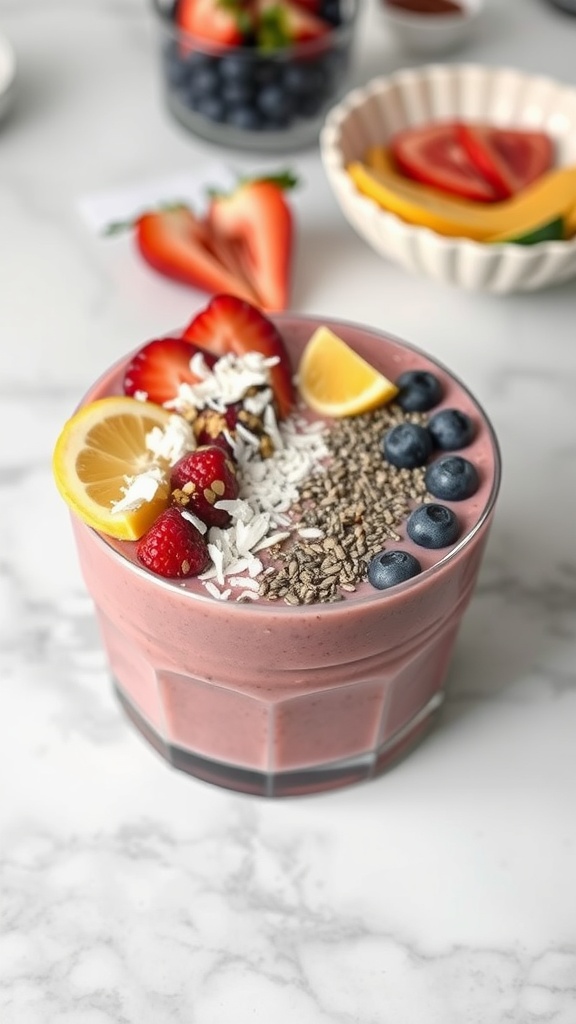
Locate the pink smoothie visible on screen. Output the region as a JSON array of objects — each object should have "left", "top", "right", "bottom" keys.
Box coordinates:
[{"left": 70, "top": 315, "right": 500, "bottom": 796}]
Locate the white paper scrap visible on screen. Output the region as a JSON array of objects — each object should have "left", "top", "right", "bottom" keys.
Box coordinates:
[{"left": 77, "top": 164, "right": 239, "bottom": 236}]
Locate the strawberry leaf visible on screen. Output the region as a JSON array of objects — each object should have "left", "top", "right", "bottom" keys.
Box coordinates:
[{"left": 256, "top": 6, "right": 291, "bottom": 49}]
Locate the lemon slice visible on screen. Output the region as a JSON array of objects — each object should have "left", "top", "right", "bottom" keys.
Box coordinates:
[
  {"left": 298, "top": 326, "right": 399, "bottom": 417},
  {"left": 52, "top": 396, "right": 173, "bottom": 540}
]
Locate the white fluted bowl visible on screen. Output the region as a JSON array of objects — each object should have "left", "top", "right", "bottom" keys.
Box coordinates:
[
  {"left": 320, "top": 64, "right": 576, "bottom": 293},
  {"left": 0, "top": 30, "right": 16, "bottom": 125}
]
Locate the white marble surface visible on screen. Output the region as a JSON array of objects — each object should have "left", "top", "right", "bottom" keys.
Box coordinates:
[{"left": 2, "top": 1, "right": 576, "bottom": 1021}]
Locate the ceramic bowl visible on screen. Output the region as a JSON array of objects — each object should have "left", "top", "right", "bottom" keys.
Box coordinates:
[
  {"left": 320, "top": 64, "right": 576, "bottom": 293},
  {"left": 379, "top": 0, "right": 483, "bottom": 56},
  {"left": 151, "top": 0, "right": 360, "bottom": 153},
  {"left": 0, "top": 30, "right": 16, "bottom": 125}
]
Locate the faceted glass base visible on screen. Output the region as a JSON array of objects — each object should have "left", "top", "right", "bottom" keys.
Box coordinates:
[{"left": 115, "top": 683, "right": 444, "bottom": 797}]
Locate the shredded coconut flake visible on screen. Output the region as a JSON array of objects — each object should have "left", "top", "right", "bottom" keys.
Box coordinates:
[
  {"left": 146, "top": 415, "right": 196, "bottom": 465},
  {"left": 203, "top": 581, "right": 231, "bottom": 601},
  {"left": 165, "top": 351, "right": 279, "bottom": 416},
  {"left": 111, "top": 466, "right": 166, "bottom": 514},
  {"left": 236, "top": 422, "right": 261, "bottom": 447},
  {"left": 253, "top": 530, "right": 291, "bottom": 552},
  {"left": 229, "top": 576, "right": 259, "bottom": 591},
  {"left": 195, "top": 406, "right": 328, "bottom": 593},
  {"left": 181, "top": 510, "right": 208, "bottom": 535}
]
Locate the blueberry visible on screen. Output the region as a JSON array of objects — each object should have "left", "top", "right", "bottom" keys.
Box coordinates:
[
  {"left": 218, "top": 54, "right": 254, "bottom": 84},
  {"left": 320, "top": 0, "right": 343, "bottom": 25},
  {"left": 193, "top": 95, "right": 227, "bottom": 123},
  {"left": 406, "top": 503, "right": 460, "bottom": 549},
  {"left": 320, "top": 47, "right": 347, "bottom": 90},
  {"left": 382, "top": 422, "right": 433, "bottom": 469},
  {"left": 226, "top": 105, "right": 263, "bottom": 130},
  {"left": 221, "top": 78, "right": 254, "bottom": 105},
  {"left": 283, "top": 62, "right": 326, "bottom": 98},
  {"left": 425, "top": 456, "right": 479, "bottom": 501},
  {"left": 188, "top": 64, "right": 220, "bottom": 99},
  {"left": 396, "top": 370, "right": 444, "bottom": 412},
  {"left": 163, "top": 48, "right": 192, "bottom": 89},
  {"left": 254, "top": 60, "right": 281, "bottom": 87},
  {"left": 283, "top": 62, "right": 327, "bottom": 116},
  {"left": 427, "top": 408, "right": 475, "bottom": 450},
  {"left": 257, "top": 83, "right": 294, "bottom": 122},
  {"left": 368, "top": 549, "right": 422, "bottom": 590}
]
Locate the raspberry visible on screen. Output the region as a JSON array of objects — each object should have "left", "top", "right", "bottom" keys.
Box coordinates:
[
  {"left": 170, "top": 444, "right": 239, "bottom": 528},
  {"left": 136, "top": 507, "right": 210, "bottom": 579}
]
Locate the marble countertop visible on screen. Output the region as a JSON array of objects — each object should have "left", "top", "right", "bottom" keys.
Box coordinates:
[{"left": 2, "top": 1, "right": 576, "bottom": 1021}]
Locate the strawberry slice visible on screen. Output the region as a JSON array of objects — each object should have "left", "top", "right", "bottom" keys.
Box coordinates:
[
  {"left": 391, "top": 122, "right": 500, "bottom": 202},
  {"left": 182, "top": 294, "right": 295, "bottom": 418},
  {"left": 207, "top": 173, "right": 296, "bottom": 312},
  {"left": 175, "top": 0, "right": 254, "bottom": 46},
  {"left": 123, "top": 337, "right": 215, "bottom": 406},
  {"left": 135, "top": 206, "right": 261, "bottom": 306},
  {"left": 256, "top": 0, "right": 330, "bottom": 45},
  {"left": 456, "top": 124, "right": 554, "bottom": 199}
]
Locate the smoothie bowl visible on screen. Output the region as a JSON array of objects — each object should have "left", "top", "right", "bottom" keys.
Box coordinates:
[{"left": 53, "top": 296, "right": 500, "bottom": 796}]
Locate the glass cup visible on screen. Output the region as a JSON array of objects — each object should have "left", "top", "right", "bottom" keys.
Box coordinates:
[
  {"left": 150, "top": 0, "right": 360, "bottom": 152},
  {"left": 68, "top": 314, "right": 501, "bottom": 797}
]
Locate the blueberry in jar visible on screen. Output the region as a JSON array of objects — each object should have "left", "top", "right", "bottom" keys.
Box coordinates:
[
  {"left": 257, "top": 83, "right": 295, "bottom": 126},
  {"left": 163, "top": 42, "right": 192, "bottom": 89},
  {"left": 226, "top": 104, "right": 264, "bottom": 130},
  {"left": 382, "top": 422, "right": 433, "bottom": 469},
  {"left": 396, "top": 370, "right": 443, "bottom": 412},
  {"left": 406, "top": 503, "right": 460, "bottom": 549},
  {"left": 193, "top": 94, "right": 227, "bottom": 122},
  {"left": 221, "top": 77, "right": 254, "bottom": 106},
  {"left": 428, "top": 408, "right": 475, "bottom": 450},
  {"left": 320, "top": 0, "right": 343, "bottom": 25},
  {"left": 188, "top": 63, "right": 220, "bottom": 101},
  {"left": 368, "top": 549, "right": 422, "bottom": 590},
  {"left": 218, "top": 53, "right": 254, "bottom": 85},
  {"left": 254, "top": 59, "right": 281, "bottom": 88},
  {"left": 425, "top": 456, "right": 479, "bottom": 501},
  {"left": 283, "top": 62, "right": 328, "bottom": 116}
]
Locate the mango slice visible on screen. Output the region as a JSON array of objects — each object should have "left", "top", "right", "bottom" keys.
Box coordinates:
[
  {"left": 488, "top": 216, "right": 564, "bottom": 245},
  {"left": 348, "top": 147, "right": 576, "bottom": 243},
  {"left": 566, "top": 200, "right": 576, "bottom": 240}
]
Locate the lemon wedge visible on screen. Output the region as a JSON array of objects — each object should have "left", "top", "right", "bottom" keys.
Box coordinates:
[
  {"left": 52, "top": 396, "right": 172, "bottom": 540},
  {"left": 298, "top": 326, "right": 399, "bottom": 417}
]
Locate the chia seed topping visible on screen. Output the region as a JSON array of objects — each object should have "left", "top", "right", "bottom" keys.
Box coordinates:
[{"left": 258, "top": 402, "right": 430, "bottom": 605}]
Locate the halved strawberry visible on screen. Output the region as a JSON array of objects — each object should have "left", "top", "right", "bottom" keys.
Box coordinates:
[
  {"left": 135, "top": 206, "right": 260, "bottom": 306},
  {"left": 207, "top": 173, "right": 296, "bottom": 312},
  {"left": 256, "top": 0, "right": 330, "bottom": 45},
  {"left": 123, "top": 337, "right": 215, "bottom": 406},
  {"left": 182, "top": 294, "right": 295, "bottom": 418},
  {"left": 175, "top": 0, "right": 254, "bottom": 47}
]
